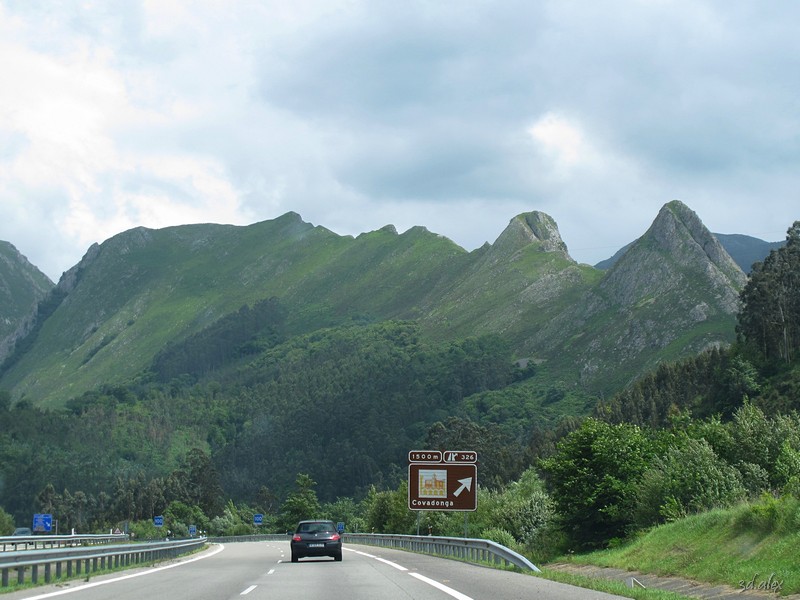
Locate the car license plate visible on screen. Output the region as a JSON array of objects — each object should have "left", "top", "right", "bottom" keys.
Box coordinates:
[{"left": 308, "top": 543, "right": 324, "bottom": 548}]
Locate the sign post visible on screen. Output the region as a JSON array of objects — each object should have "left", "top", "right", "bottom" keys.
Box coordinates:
[{"left": 407, "top": 450, "right": 477, "bottom": 512}]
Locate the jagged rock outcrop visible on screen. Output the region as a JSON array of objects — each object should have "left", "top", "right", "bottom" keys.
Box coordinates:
[
  {"left": 533, "top": 200, "right": 747, "bottom": 389},
  {"left": 487, "top": 212, "right": 572, "bottom": 262}
]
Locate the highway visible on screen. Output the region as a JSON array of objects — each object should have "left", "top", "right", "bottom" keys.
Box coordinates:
[{"left": 2, "top": 541, "right": 627, "bottom": 600}]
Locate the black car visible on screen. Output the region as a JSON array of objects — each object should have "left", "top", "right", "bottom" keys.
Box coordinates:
[{"left": 290, "top": 520, "right": 342, "bottom": 562}]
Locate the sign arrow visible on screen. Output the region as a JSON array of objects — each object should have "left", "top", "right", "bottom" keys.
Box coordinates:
[{"left": 453, "top": 477, "right": 473, "bottom": 497}]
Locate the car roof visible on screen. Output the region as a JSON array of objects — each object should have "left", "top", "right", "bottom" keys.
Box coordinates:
[{"left": 297, "top": 519, "right": 333, "bottom": 524}]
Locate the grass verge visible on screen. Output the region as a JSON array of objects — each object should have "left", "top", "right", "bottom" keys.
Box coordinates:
[{"left": 558, "top": 495, "right": 800, "bottom": 596}]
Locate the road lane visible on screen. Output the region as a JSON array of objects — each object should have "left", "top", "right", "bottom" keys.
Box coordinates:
[{"left": 2, "top": 540, "right": 629, "bottom": 600}]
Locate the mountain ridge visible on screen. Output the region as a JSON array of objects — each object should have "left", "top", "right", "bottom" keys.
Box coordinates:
[{"left": 0, "top": 201, "right": 773, "bottom": 406}]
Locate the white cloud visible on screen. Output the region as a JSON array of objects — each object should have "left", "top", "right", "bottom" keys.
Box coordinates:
[
  {"left": 0, "top": 0, "right": 798, "bottom": 281},
  {"left": 528, "top": 112, "right": 597, "bottom": 174}
]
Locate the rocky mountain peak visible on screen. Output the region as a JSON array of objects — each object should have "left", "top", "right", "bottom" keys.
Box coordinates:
[
  {"left": 601, "top": 200, "right": 746, "bottom": 312},
  {"left": 647, "top": 200, "right": 746, "bottom": 285},
  {"left": 489, "top": 211, "right": 572, "bottom": 260}
]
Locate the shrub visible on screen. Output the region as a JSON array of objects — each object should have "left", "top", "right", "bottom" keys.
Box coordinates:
[
  {"left": 480, "top": 527, "right": 517, "bottom": 550},
  {"left": 634, "top": 437, "right": 745, "bottom": 527}
]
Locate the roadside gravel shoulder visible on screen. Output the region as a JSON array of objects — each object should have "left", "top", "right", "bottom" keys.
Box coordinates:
[{"left": 545, "top": 562, "right": 800, "bottom": 600}]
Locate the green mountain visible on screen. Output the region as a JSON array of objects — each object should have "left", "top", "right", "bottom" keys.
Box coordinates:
[
  {"left": 0, "top": 201, "right": 745, "bottom": 407},
  {"left": 0, "top": 241, "right": 54, "bottom": 362}
]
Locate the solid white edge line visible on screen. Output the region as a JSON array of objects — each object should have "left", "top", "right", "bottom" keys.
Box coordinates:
[
  {"left": 19, "top": 543, "right": 227, "bottom": 600},
  {"left": 409, "top": 573, "right": 475, "bottom": 600},
  {"left": 240, "top": 584, "right": 257, "bottom": 595}
]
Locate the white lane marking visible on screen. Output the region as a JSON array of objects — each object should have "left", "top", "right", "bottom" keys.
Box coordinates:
[
  {"left": 241, "top": 585, "right": 257, "bottom": 595},
  {"left": 373, "top": 557, "right": 407, "bottom": 571},
  {"left": 19, "top": 543, "right": 227, "bottom": 599},
  {"left": 267, "top": 569, "right": 275, "bottom": 575},
  {"left": 409, "top": 573, "right": 475, "bottom": 600},
  {"left": 345, "top": 548, "right": 378, "bottom": 558},
  {"left": 345, "top": 548, "right": 405, "bottom": 570}
]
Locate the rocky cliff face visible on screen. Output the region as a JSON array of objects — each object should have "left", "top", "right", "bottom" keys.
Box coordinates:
[
  {"left": 0, "top": 241, "right": 54, "bottom": 362},
  {"left": 529, "top": 201, "right": 747, "bottom": 390},
  {"left": 600, "top": 200, "right": 745, "bottom": 310}
]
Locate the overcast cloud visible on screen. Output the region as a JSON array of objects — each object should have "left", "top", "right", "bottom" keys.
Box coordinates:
[{"left": 1, "top": 0, "right": 797, "bottom": 281}]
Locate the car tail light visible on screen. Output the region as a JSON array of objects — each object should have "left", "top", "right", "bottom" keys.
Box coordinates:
[
  {"left": 331, "top": 533, "right": 340, "bottom": 541},
  {"left": 292, "top": 534, "right": 302, "bottom": 542}
]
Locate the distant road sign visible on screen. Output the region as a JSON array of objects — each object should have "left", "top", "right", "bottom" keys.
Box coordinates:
[
  {"left": 408, "top": 463, "right": 477, "bottom": 511},
  {"left": 337, "top": 522, "right": 345, "bottom": 534},
  {"left": 254, "top": 513, "right": 264, "bottom": 525},
  {"left": 189, "top": 525, "right": 197, "bottom": 536},
  {"left": 154, "top": 516, "right": 164, "bottom": 527},
  {"left": 32, "top": 513, "right": 52, "bottom": 533}
]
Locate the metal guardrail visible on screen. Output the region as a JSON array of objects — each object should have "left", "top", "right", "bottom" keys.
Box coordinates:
[
  {"left": 0, "top": 534, "right": 127, "bottom": 552},
  {"left": 0, "top": 537, "right": 207, "bottom": 588},
  {"left": 343, "top": 533, "right": 541, "bottom": 572}
]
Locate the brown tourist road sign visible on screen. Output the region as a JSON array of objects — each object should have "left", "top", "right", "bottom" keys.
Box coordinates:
[{"left": 407, "top": 450, "right": 478, "bottom": 511}]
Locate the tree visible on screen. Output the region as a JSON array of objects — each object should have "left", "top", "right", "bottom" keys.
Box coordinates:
[
  {"left": 426, "top": 416, "right": 522, "bottom": 488},
  {"left": 539, "top": 418, "right": 653, "bottom": 548},
  {"left": 634, "top": 437, "right": 745, "bottom": 527},
  {"left": 0, "top": 506, "right": 14, "bottom": 535},
  {"left": 738, "top": 221, "right": 800, "bottom": 363},
  {"left": 279, "top": 474, "right": 321, "bottom": 532}
]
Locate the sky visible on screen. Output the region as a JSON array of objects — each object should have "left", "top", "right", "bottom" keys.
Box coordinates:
[{"left": 1, "top": 1, "right": 797, "bottom": 282}]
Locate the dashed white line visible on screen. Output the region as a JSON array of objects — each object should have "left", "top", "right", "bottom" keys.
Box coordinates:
[
  {"left": 345, "top": 547, "right": 474, "bottom": 600},
  {"left": 373, "top": 556, "right": 408, "bottom": 571},
  {"left": 240, "top": 584, "right": 257, "bottom": 595},
  {"left": 409, "top": 573, "right": 474, "bottom": 600}
]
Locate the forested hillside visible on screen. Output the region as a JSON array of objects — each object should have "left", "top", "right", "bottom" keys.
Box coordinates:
[{"left": 0, "top": 216, "right": 796, "bottom": 561}]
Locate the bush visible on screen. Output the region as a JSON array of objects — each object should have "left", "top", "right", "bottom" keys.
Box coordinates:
[
  {"left": 480, "top": 527, "right": 517, "bottom": 550},
  {"left": 0, "top": 506, "right": 14, "bottom": 535},
  {"left": 734, "top": 493, "right": 800, "bottom": 535},
  {"left": 634, "top": 437, "right": 745, "bottom": 527},
  {"left": 540, "top": 419, "right": 654, "bottom": 548}
]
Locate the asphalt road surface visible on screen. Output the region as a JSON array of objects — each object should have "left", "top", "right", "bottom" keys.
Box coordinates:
[{"left": 3, "top": 541, "right": 628, "bottom": 600}]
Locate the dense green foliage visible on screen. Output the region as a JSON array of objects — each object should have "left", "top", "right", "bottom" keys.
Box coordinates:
[
  {"left": 0, "top": 320, "right": 527, "bottom": 527},
  {"left": 738, "top": 221, "right": 800, "bottom": 363},
  {"left": 539, "top": 419, "right": 654, "bottom": 547}
]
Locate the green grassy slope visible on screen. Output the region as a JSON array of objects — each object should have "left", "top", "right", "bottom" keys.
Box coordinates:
[
  {"left": 0, "top": 241, "right": 54, "bottom": 344},
  {"left": 565, "top": 496, "right": 800, "bottom": 596}
]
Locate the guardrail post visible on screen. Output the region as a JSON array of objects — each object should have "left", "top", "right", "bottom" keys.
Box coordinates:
[{"left": 16, "top": 566, "right": 24, "bottom": 585}]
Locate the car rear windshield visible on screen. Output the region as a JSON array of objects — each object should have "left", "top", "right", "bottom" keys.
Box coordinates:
[{"left": 297, "top": 522, "right": 335, "bottom": 533}]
